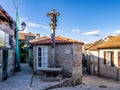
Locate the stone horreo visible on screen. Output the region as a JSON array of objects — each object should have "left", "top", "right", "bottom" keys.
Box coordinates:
[{"left": 29, "top": 36, "right": 84, "bottom": 86}]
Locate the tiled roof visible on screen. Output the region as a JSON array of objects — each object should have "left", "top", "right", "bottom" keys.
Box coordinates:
[
  {"left": 84, "top": 44, "right": 92, "bottom": 50},
  {"left": 0, "top": 5, "right": 15, "bottom": 24},
  {"left": 86, "top": 39, "right": 105, "bottom": 50},
  {"left": 18, "top": 32, "right": 35, "bottom": 40},
  {"left": 30, "top": 36, "right": 84, "bottom": 45},
  {"left": 98, "top": 35, "right": 120, "bottom": 49},
  {"left": 29, "top": 36, "right": 48, "bottom": 43}
]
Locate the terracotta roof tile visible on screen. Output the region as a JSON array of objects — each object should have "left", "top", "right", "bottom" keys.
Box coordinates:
[
  {"left": 86, "top": 39, "right": 105, "bottom": 50},
  {"left": 0, "top": 5, "right": 15, "bottom": 24},
  {"left": 29, "top": 36, "right": 48, "bottom": 43},
  {"left": 18, "top": 32, "right": 35, "bottom": 40},
  {"left": 98, "top": 35, "right": 120, "bottom": 49},
  {"left": 30, "top": 36, "right": 84, "bottom": 45}
]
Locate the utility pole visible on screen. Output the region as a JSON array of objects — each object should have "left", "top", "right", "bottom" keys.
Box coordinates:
[{"left": 47, "top": 9, "right": 60, "bottom": 67}]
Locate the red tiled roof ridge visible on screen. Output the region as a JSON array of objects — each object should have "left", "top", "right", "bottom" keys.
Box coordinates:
[
  {"left": 56, "top": 35, "right": 81, "bottom": 42},
  {"left": 30, "top": 36, "right": 84, "bottom": 45}
]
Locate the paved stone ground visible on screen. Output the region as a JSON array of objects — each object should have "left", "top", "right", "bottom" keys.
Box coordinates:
[
  {"left": 0, "top": 64, "right": 120, "bottom": 90},
  {"left": 0, "top": 64, "right": 60, "bottom": 90},
  {"left": 52, "top": 74, "right": 120, "bottom": 90},
  {"left": 0, "top": 64, "right": 33, "bottom": 90}
]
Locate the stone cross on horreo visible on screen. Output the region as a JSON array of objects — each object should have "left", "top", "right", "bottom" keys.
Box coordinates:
[
  {"left": 47, "top": 9, "right": 60, "bottom": 67},
  {"left": 47, "top": 9, "right": 60, "bottom": 48}
]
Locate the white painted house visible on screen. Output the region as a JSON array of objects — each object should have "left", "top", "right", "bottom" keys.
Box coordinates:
[
  {"left": 85, "top": 39, "right": 104, "bottom": 75},
  {"left": 98, "top": 35, "right": 120, "bottom": 80}
]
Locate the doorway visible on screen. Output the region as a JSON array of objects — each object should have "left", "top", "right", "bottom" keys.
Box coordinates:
[{"left": 2, "top": 49, "right": 8, "bottom": 80}]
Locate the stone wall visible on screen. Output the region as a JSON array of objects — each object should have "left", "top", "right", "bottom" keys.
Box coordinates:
[
  {"left": 55, "top": 44, "right": 73, "bottom": 74},
  {"left": 7, "top": 49, "right": 15, "bottom": 77},
  {"left": 0, "top": 50, "right": 2, "bottom": 82},
  {"left": 33, "top": 45, "right": 37, "bottom": 71},
  {"left": 0, "top": 20, "right": 15, "bottom": 82},
  {"left": 72, "top": 43, "right": 82, "bottom": 85},
  {"left": 34, "top": 43, "right": 83, "bottom": 85},
  {"left": 87, "top": 51, "right": 99, "bottom": 75},
  {"left": 99, "top": 57, "right": 118, "bottom": 80}
]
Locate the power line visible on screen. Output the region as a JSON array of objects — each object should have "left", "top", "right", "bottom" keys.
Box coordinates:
[{"left": 12, "top": 0, "right": 18, "bottom": 12}]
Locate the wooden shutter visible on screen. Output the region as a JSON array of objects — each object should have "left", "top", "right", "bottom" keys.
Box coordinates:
[
  {"left": 111, "top": 52, "right": 114, "bottom": 67},
  {"left": 118, "top": 52, "right": 120, "bottom": 68},
  {"left": 104, "top": 51, "right": 106, "bottom": 64}
]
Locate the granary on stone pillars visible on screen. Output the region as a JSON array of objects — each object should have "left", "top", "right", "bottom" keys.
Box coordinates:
[{"left": 29, "top": 35, "right": 84, "bottom": 85}]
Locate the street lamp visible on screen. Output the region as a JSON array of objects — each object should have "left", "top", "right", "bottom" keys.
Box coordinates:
[
  {"left": 21, "top": 21, "right": 26, "bottom": 30},
  {"left": 15, "top": 21, "right": 26, "bottom": 71}
]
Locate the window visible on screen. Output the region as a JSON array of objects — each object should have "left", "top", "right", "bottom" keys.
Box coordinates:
[
  {"left": 104, "top": 51, "right": 106, "bottom": 64},
  {"left": 37, "top": 46, "right": 48, "bottom": 69},
  {"left": 104, "top": 51, "right": 114, "bottom": 67}
]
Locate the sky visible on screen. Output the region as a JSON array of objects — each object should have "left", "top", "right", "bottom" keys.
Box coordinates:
[{"left": 1, "top": 0, "right": 120, "bottom": 43}]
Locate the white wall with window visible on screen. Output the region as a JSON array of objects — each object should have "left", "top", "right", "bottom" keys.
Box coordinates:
[{"left": 99, "top": 49, "right": 120, "bottom": 67}]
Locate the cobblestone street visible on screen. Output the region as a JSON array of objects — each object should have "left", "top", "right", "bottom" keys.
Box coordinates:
[
  {"left": 0, "top": 64, "right": 60, "bottom": 90},
  {"left": 0, "top": 64, "right": 33, "bottom": 90},
  {"left": 53, "top": 75, "right": 120, "bottom": 90},
  {"left": 0, "top": 64, "right": 120, "bottom": 90}
]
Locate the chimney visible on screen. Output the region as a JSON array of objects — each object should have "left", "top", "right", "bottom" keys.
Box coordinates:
[{"left": 36, "top": 34, "right": 40, "bottom": 39}]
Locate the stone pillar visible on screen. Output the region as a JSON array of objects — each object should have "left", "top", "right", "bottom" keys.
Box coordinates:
[{"left": 72, "top": 44, "right": 82, "bottom": 86}]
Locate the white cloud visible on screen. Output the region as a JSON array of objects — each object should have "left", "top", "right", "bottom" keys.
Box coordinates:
[
  {"left": 72, "top": 29, "right": 80, "bottom": 33},
  {"left": 82, "top": 30, "right": 100, "bottom": 36},
  {"left": 27, "top": 22, "right": 49, "bottom": 30},
  {"left": 113, "top": 30, "right": 120, "bottom": 34}
]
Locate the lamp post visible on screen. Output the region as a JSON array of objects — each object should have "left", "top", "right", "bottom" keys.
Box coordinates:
[
  {"left": 13, "top": 0, "right": 26, "bottom": 71},
  {"left": 15, "top": 21, "right": 26, "bottom": 71}
]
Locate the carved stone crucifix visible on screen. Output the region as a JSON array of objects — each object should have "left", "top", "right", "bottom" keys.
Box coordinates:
[
  {"left": 47, "top": 9, "right": 60, "bottom": 48},
  {"left": 47, "top": 9, "right": 60, "bottom": 67}
]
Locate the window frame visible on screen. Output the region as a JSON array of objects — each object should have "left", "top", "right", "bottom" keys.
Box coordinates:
[{"left": 36, "top": 46, "right": 48, "bottom": 69}]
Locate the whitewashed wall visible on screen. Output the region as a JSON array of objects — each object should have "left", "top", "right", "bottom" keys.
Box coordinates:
[{"left": 99, "top": 49, "right": 120, "bottom": 80}]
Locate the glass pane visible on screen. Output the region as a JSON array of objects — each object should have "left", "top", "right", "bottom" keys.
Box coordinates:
[
  {"left": 38, "top": 57, "right": 41, "bottom": 61},
  {"left": 38, "top": 47, "right": 41, "bottom": 52},
  {"left": 38, "top": 63, "right": 41, "bottom": 67},
  {"left": 38, "top": 52, "right": 41, "bottom": 56}
]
